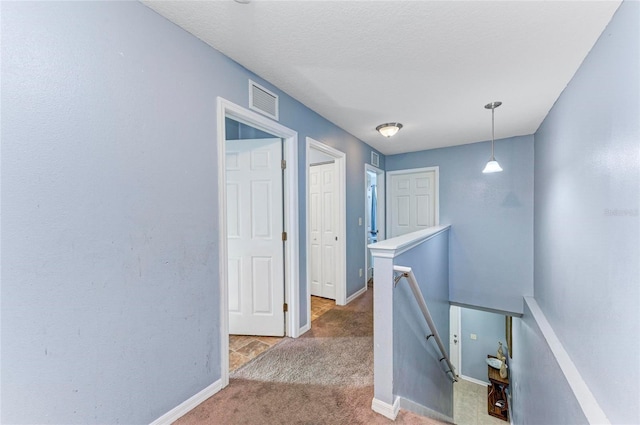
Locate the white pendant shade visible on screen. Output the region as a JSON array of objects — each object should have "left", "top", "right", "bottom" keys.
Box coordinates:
[{"left": 482, "top": 159, "right": 503, "bottom": 173}]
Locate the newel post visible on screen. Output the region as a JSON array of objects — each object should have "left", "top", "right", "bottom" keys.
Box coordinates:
[{"left": 370, "top": 251, "right": 399, "bottom": 419}]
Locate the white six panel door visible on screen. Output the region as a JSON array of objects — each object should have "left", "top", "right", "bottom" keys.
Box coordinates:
[
  {"left": 226, "top": 138, "right": 284, "bottom": 336},
  {"left": 389, "top": 170, "right": 436, "bottom": 237},
  {"left": 309, "top": 162, "right": 337, "bottom": 299}
]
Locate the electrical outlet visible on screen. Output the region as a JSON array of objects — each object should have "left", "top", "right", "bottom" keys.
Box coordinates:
[
  {"left": 470, "top": 333, "right": 477, "bottom": 340},
  {"left": 358, "top": 217, "right": 363, "bottom": 226},
  {"left": 359, "top": 268, "right": 363, "bottom": 277}
]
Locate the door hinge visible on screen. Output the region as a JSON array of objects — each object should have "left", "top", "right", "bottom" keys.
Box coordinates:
[
  {"left": 283, "top": 303, "right": 288, "bottom": 312},
  {"left": 281, "top": 159, "right": 287, "bottom": 170},
  {"left": 282, "top": 231, "right": 287, "bottom": 241}
]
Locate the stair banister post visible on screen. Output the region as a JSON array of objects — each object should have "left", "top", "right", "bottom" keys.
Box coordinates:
[{"left": 370, "top": 253, "right": 398, "bottom": 419}]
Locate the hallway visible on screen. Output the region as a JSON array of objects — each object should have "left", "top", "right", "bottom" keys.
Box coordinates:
[{"left": 176, "top": 288, "right": 448, "bottom": 424}]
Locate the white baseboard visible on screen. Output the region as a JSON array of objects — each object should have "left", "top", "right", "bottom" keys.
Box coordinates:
[
  {"left": 371, "top": 396, "right": 400, "bottom": 420},
  {"left": 459, "top": 374, "right": 489, "bottom": 386},
  {"left": 150, "top": 379, "right": 223, "bottom": 425},
  {"left": 399, "top": 397, "right": 454, "bottom": 424},
  {"left": 346, "top": 285, "right": 367, "bottom": 304}
]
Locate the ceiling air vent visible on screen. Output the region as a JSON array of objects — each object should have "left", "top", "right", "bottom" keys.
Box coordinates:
[{"left": 249, "top": 80, "right": 279, "bottom": 121}]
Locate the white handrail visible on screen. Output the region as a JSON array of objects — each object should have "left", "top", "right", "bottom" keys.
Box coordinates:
[{"left": 394, "top": 265, "right": 458, "bottom": 382}]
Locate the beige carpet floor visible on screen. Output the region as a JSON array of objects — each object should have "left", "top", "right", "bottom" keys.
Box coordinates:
[{"left": 175, "top": 289, "right": 450, "bottom": 425}]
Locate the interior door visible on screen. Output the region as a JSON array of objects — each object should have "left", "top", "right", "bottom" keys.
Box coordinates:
[
  {"left": 449, "top": 305, "right": 461, "bottom": 375},
  {"left": 309, "top": 162, "right": 337, "bottom": 299},
  {"left": 389, "top": 169, "right": 436, "bottom": 237},
  {"left": 226, "top": 138, "right": 284, "bottom": 336}
]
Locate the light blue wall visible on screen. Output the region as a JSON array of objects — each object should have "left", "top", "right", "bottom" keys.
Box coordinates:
[
  {"left": 386, "top": 136, "right": 534, "bottom": 314},
  {"left": 514, "top": 1, "right": 639, "bottom": 424},
  {"left": 225, "top": 117, "right": 275, "bottom": 140},
  {"left": 308, "top": 148, "right": 335, "bottom": 165},
  {"left": 460, "top": 308, "right": 505, "bottom": 383},
  {"left": 0, "top": 2, "right": 383, "bottom": 423},
  {"left": 510, "top": 304, "right": 588, "bottom": 425},
  {"left": 393, "top": 231, "right": 453, "bottom": 419}
]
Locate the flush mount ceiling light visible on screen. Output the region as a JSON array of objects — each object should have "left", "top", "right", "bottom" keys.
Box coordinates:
[
  {"left": 482, "top": 101, "right": 503, "bottom": 173},
  {"left": 376, "top": 122, "right": 403, "bottom": 138}
]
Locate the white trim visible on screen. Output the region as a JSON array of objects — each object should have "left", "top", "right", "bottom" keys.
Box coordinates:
[
  {"left": 460, "top": 374, "right": 489, "bottom": 387},
  {"left": 371, "top": 397, "right": 400, "bottom": 420},
  {"left": 524, "top": 297, "right": 610, "bottom": 425},
  {"left": 346, "top": 285, "right": 367, "bottom": 304},
  {"left": 364, "top": 164, "right": 386, "bottom": 286},
  {"left": 369, "top": 225, "right": 451, "bottom": 259},
  {"left": 150, "top": 380, "right": 222, "bottom": 425},
  {"left": 370, "top": 165, "right": 386, "bottom": 242},
  {"left": 305, "top": 137, "right": 347, "bottom": 313},
  {"left": 298, "top": 323, "right": 310, "bottom": 336},
  {"left": 217, "top": 97, "right": 300, "bottom": 389},
  {"left": 386, "top": 166, "right": 440, "bottom": 237},
  {"left": 399, "top": 397, "right": 455, "bottom": 424}
]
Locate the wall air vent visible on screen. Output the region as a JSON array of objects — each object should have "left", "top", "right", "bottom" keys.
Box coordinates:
[
  {"left": 371, "top": 151, "right": 380, "bottom": 167},
  {"left": 249, "top": 80, "right": 279, "bottom": 121}
]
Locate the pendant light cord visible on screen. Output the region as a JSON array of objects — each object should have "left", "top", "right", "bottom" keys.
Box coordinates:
[{"left": 491, "top": 107, "right": 495, "bottom": 159}]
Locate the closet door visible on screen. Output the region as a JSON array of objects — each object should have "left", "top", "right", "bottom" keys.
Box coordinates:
[
  {"left": 388, "top": 169, "right": 437, "bottom": 237},
  {"left": 309, "top": 162, "right": 337, "bottom": 299}
]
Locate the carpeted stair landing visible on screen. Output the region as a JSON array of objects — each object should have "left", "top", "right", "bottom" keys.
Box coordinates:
[{"left": 175, "top": 289, "right": 449, "bottom": 425}]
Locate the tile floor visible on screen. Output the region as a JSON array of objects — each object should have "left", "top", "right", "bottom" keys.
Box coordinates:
[
  {"left": 454, "top": 379, "right": 508, "bottom": 425},
  {"left": 229, "top": 295, "right": 336, "bottom": 372}
]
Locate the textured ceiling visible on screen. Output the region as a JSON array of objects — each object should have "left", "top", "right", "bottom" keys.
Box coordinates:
[{"left": 142, "top": 0, "right": 620, "bottom": 155}]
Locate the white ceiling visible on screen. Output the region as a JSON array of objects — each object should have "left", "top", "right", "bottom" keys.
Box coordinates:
[{"left": 142, "top": 0, "right": 620, "bottom": 155}]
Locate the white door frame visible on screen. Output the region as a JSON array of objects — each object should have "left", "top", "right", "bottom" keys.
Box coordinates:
[
  {"left": 364, "top": 164, "right": 385, "bottom": 280},
  {"left": 305, "top": 137, "right": 347, "bottom": 325},
  {"left": 217, "top": 97, "right": 299, "bottom": 388},
  {"left": 386, "top": 166, "right": 440, "bottom": 236}
]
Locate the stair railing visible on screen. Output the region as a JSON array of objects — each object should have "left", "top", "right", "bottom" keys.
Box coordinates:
[{"left": 393, "top": 265, "right": 458, "bottom": 383}]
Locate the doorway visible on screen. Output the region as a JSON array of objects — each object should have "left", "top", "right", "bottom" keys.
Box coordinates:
[
  {"left": 364, "top": 164, "right": 385, "bottom": 286},
  {"left": 451, "top": 305, "right": 511, "bottom": 424},
  {"left": 218, "top": 97, "right": 300, "bottom": 387},
  {"left": 451, "top": 305, "right": 510, "bottom": 385},
  {"left": 305, "top": 137, "right": 346, "bottom": 332}
]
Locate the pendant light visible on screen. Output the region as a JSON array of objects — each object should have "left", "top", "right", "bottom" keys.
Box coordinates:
[
  {"left": 482, "top": 101, "right": 503, "bottom": 173},
  {"left": 376, "top": 122, "right": 403, "bottom": 138}
]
